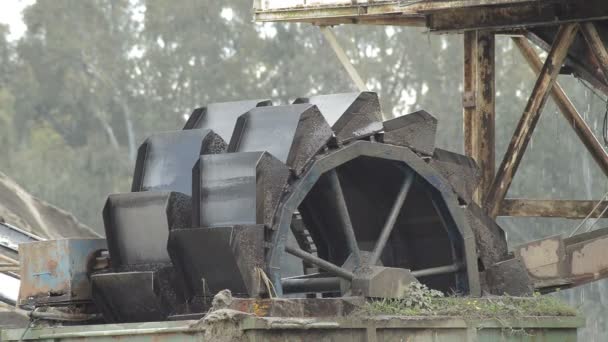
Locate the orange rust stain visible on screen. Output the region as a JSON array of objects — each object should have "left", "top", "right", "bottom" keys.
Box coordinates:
[
  {"left": 233, "top": 301, "right": 249, "bottom": 312},
  {"left": 47, "top": 259, "right": 59, "bottom": 275},
  {"left": 252, "top": 301, "right": 270, "bottom": 317}
]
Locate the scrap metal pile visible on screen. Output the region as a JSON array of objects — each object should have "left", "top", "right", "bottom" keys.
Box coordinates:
[{"left": 17, "top": 92, "right": 539, "bottom": 323}]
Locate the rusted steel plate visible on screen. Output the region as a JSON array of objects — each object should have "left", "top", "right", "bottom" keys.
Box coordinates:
[
  {"left": 515, "top": 235, "right": 567, "bottom": 283},
  {"left": 18, "top": 238, "right": 106, "bottom": 307},
  {"left": 565, "top": 227, "right": 608, "bottom": 286}
]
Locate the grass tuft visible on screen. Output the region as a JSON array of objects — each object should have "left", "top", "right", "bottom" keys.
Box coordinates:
[{"left": 361, "top": 284, "right": 577, "bottom": 320}]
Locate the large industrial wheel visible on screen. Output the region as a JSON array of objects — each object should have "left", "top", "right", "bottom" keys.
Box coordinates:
[
  {"left": 94, "top": 92, "right": 512, "bottom": 323},
  {"left": 269, "top": 141, "right": 480, "bottom": 296}
]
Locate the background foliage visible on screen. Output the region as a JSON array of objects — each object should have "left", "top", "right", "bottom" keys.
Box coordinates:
[{"left": 1, "top": 0, "right": 607, "bottom": 339}]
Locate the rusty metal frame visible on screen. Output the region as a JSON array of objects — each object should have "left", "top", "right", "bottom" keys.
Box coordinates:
[
  {"left": 463, "top": 30, "right": 495, "bottom": 205},
  {"left": 486, "top": 24, "right": 608, "bottom": 220},
  {"left": 254, "top": 3, "right": 608, "bottom": 223},
  {"left": 512, "top": 37, "right": 608, "bottom": 178},
  {"left": 485, "top": 24, "right": 579, "bottom": 217},
  {"left": 254, "top": 1, "right": 608, "bottom": 32}
]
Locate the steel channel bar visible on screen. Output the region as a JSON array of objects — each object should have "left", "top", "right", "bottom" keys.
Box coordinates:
[
  {"left": 282, "top": 272, "right": 327, "bottom": 280},
  {"left": 412, "top": 263, "right": 464, "bottom": 278},
  {"left": 281, "top": 277, "right": 341, "bottom": 294},
  {"left": 327, "top": 169, "right": 362, "bottom": 264},
  {"left": 369, "top": 171, "right": 415, "bottom": 265},
  {"left": 285, "top": 245, "right": 354, "bottom": 281}
]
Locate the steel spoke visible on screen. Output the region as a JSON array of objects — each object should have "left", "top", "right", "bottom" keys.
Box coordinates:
[
  {"left": 369, "top": 171, "right": 415, "bottom": 265},
  {"left": 412, "top": 263, "right": 464, "bottom": 278},
  {"left": 327, "top": 169, "right": 361, "bottom": 264},
  {"left": 285, "top": 245, "right": 354, "bottom": 281}
]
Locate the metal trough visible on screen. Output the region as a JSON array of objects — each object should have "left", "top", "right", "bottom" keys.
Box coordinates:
[{"left": 2, "top": 315, "right": 582, "bottom": 341}]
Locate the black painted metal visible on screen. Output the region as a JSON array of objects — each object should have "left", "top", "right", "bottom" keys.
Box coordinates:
[
  {"left": 294, "top": 92, "right": 383, "bottom": 142},
  {"left": 382, "top": 110, "right": 438, "bottom": 155},
  {"left": 42, "top": 93, "right": 506, "bottom": 324},
  {"left": 192, "top": 151, "right": 289, "bottom": 228},
  {"left": 430, "top": 148, "right": 480, "bottom": 204},
  {"left": 131, "top": 129, "right": 226, "bottom": 195},
  {"left": 228, "top": 104, "right": 333, "bottom": 174},
  {"left": 269, "top": 141, "right": 480, "bottom": 296},
  {"left": 281, "top": 277, "right": 341, "bottom": 294},
  {"left": 183, "top": 99, "right": 272, "bottom": 141},
  {"left": 91, "top": 268, "right": 186, "bottom": 323},
  {"left": 168, "top": 225, "right": 265, "bottom": 297},
  {"left": 103, "top": 191, "right": 191, "bottom": 268}
]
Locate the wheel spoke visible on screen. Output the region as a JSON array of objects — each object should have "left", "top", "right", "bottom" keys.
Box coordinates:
[
  {"left": 369, "top": 171, "right": 415, "bottom": 265},
  {"left": 327, "top": 169, "right": 361, "bottom": 264},
  {"left": 285, "top": 245, "right": 354, "bottom": 280},
  {"left": 412, "top": 263, "right": 464, "bottom": 278}
]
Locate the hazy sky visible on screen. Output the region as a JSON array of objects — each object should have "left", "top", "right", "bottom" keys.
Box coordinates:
[{"left": 0, "top": 0, "right": 35, "bottom": 41}]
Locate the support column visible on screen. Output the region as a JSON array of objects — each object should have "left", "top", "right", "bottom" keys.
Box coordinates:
[{"left": 463, "top": 30, "right": 495, "bottom": 205}]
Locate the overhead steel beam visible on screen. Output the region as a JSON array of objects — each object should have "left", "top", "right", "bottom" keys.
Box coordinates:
[
  {"left": 499, "top": 199, "right": 608, "bottom": 219},
  {"left": 512, "top": 37, "right": 608, "bottom": 178},
  {"left": 319, "top": 26, "right": 368, "bottom": 93},
  {"left": 255, "top": 0, "right": 547, "bottom": 24},
  {"left": 426, "top": 1, "right": 608, "bottom": 32},
  {"left": 463, "top": 30, "right": 495, "bottom": 205},
  {"left": 304, "top": 16, "right": 425, "bottom": 27},
  {"left": 486, "top": 24, "right": 579, "bottom": 217}
]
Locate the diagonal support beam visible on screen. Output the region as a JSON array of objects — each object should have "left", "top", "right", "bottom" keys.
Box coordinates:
[
  {"left": 486, "top": 24, "right": 579, "bottom": 217},
  {"left": 581, "top": 22, "right": 608, "bottom": 83},
  {"left": 512, "top": 37, "right": 608, "bottom": 178},
  {"left": 319, "top": 25, "right": 368, "bottom": 93}
]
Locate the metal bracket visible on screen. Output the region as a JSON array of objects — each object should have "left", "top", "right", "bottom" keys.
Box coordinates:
[{"left": 462, "top": 91, "right": 476, "bottom": 108}]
